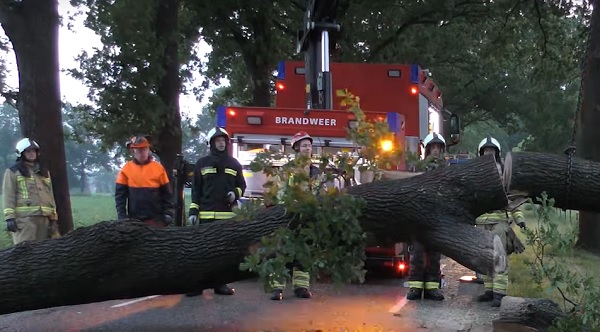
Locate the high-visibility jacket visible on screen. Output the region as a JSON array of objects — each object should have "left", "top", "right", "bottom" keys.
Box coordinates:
[
  {"left": 115, "top": 157, "right": 175, "bottom": 221},
  {"left": 3, "top": 162, "right": 58, "bottom": 221},
  {"left": 476, "top": 208, "right": 525, "bottom": 225},
  {"left": 189, "top": 152, "right": 246, "bottom": 220}
]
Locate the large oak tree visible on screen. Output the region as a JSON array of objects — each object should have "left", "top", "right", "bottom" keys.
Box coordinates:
[{"left": 0, "top": 0, "right": 73, "bottom": 233}]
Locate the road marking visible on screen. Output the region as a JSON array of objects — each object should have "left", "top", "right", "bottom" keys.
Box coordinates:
[
  {"left": 111, "top": 295, "right": 161, "bottom": 308},
  {"left": 388, "top": 296, "right": 408, "bottom": 313}
]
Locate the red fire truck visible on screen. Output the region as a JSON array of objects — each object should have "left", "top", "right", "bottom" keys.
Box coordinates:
[{"left": 172, "top": 0, "right": 461, "bottom": 278}]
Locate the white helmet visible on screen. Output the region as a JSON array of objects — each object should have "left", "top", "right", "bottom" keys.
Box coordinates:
[
  {"left": 206, "top": 127, "right": 230, "bottom": 146},
  {"left": 478, "top": 136, "right": 501, "bottom": 156},
  {"left": 423, "top": 132, "right": 446, "bottom": 148},
  {"left": 15, "top": 138, "right": 40, "bottom": 156}
]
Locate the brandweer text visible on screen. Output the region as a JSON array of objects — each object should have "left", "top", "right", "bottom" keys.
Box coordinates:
[{"left": 275, "top": 117, "right": 337, "bottom": 126}]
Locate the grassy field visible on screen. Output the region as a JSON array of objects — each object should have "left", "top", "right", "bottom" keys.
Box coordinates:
[
  {"left": 0, "top": 194, "right": 116, "bottom": 248},
  {"left": 508, "top": 205, "right": 600, "bottom": 314}
]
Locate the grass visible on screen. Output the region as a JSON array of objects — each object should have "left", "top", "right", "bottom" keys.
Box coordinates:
[
  {"left": 508, "top": 205, "right": 600, "bottom": 310},
  {"left": 0, "top": 193, "right": 193, "bottom": 249}
]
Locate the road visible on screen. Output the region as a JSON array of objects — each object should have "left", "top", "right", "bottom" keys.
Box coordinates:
[{"left": 0, "top": 259, "right": 499, "bottom": 331}]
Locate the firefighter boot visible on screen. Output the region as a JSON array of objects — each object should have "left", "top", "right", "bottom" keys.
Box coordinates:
[
  {"left": 406, "top": 288, "right": 423, "bottom": 300},
  {"left": 270, "top": 289, "right": 283, "bottom": 301},
  {"left": 294, "top": 287, "right": 312, "bottom": 299},
  {"left": 423, "top": 289, "right": 444, "bottom": 301},
  {"left": 491, "top": 292, "right": 505, "bottom": 307},
  {"left": 214, "top": 284, "right": 235, "bottom": 295},
  {"left": 477, "top": 290, "right": 494, "bottom": 302}
]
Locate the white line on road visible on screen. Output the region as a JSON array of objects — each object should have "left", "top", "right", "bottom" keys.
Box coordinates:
[
  {"left": 388, "top": 296, "right": 408, "bottom": 313},
  {"left": 111, "top": 295, "right": 161, "bottom": 308}
]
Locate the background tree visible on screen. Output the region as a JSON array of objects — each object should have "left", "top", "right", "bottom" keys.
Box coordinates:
[
  {"left": 69, "top": 0, "right": 200, "bottom": 173},
  {"left": 575, "top": 0, "right": 600, "bottom": 252},
  {"left": 0, "top": 0, "right": 73, "bottom": 233},
  {"left": 0, "top": 103, "right": 20, "bottom": 194},
  {"left": 63, "top": 103, "right": 116, "bottom": 194}
]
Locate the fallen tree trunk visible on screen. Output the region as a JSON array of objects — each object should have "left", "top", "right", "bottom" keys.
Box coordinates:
[
  {"left": 505, "top": 152, "right": 600, "bottom": 212},
  {"left": 0, "top": 154, "right": 506, "bottom": 314},
  {"left": 492, "top": 296, "right": 566, "bottom": 332},
  {"left": 0, "top": 152, "right": 599, "bottom": 314}
]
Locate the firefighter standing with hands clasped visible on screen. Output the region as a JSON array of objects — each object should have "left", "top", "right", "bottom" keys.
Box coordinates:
[
  {"left": 406, "top": 132, "right": 446, "bottom": 301},
  {"left": 475, "top": 135, "right": 526, "bottom": 307},
  {"left": 2, "top": 138, "right": 60, "bottom": 244},
  {"left": 187, "top": 127, "right": 246, "bottom": 296},
  {"left": 268, "top": 131, "right": 318, "bottom": 301}
]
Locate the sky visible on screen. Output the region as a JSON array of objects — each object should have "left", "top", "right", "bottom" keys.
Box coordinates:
[{"left": 1, "top": 0, "right": 212, "bottom": 118}]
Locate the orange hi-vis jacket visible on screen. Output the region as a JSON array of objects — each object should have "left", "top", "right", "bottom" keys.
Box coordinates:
[{"left": 115, "top": 158, "right": 175, "bottom": 221}]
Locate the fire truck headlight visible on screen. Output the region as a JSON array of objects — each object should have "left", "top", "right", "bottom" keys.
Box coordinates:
[{"left": 381, "top": 140, "right": 393, "bottom": 152}]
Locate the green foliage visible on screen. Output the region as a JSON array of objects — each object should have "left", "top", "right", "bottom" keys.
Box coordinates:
[
  {"left": 521, "top": 193, "right": 600, "bottom": 331},
  {"left": 68, "top": 0, "right": 200, "bottom": 152},
  {"left": 239, "top": 90, "right": 404, "bottom": 291}
]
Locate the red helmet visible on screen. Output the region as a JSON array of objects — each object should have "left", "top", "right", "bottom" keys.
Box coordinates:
[
  {"left": 291, "top": 131, "right": 312, "bottom": 150},
  {"left": 126, "top": 135, "right": 151, "bottom": 149}
]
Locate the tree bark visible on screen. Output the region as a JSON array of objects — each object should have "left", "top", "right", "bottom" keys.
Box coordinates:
[
  {"left": 575, "top": 0, "right": 600, "bottom": 251},
  {"left": 154, "top": 0, "right": 183, "bottom": 175},
  {"left": 492, "top": 296, "right": 566, "bottom": 332},
  {"left": 0, "top": 0, "right": 74, "bottom": 233},
  {"left": 504, "top": 152, "right": 600, "bottom": 212},
  {"left": 1, "top": 152, "right": 600, "bottom": 314}
]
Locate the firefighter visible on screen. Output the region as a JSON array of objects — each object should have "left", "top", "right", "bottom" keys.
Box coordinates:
[
  {"left": 187, "top": 127, "right": 246, "bottom": 296},
  {"left": 475, "top": 135, "right": 526, "bottom": 307},
  {"left": 115, "top": 135, "right": 175, "bottom": 227},
  {"left": 268, "top": 131, "right": 316, "bottom": 301},
  {"left": 2, "top": 138, "right": 60, "bottom": 244},
  {"left": 406, "top": 132, "right": 446, "bottom": 301}
]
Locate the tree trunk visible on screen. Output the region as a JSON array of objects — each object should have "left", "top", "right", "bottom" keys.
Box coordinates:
[
  {"left": 492, "top": 296, "right": 566, "bottom": 332},
  {"left": 155, "top": 0, "right": 182, "bottom": 175},
  {"left": 79, "top": 161, "right": 87, "bottom": 193},
  {"left": 576, "top": 0, "right": 600, "bottom": 251},
  {"left": 1, "top": 152, "right": 600, "bottom": 314},
  {"left": 0, "top": 0, "right": 74, "bottom": 234},
  {"left": 504, "top": 152, "right": 600, "bottom": 212}
]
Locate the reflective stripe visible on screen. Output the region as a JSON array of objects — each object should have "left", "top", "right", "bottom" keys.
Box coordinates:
[
  {"left": 235, "top": 187, "right": 242, "bottom": 197},
  {"left": 224, "top": 168, "right": 237, "bottom": 176},
  {"left": 190, "top": 203, "right": 200, "bottom": 210},
  {"left": 200, "top": 167, "right": 216, "bottom": 175},
  {"left": 424, "top": 281, "right": 439, "bottom": 290},
  {"left": 269, "top": 276, "right": 286, "bottom": 290},
  {"left": 408, "top": 281, "right": 424, "bottom": 289},
  {"left": 3, "top": 208, "right": 15, "bottom": 216},
  {"left": 292, "top": 269, "right": 310, "bottom": 288},
  {"left": 17, "top": 176, "right": 28, "bottom": 199},
  {"left": 512, "top": 210, "right": 524, "bottom": 219},
  {"left": 199, "top": 211, "right": 236, "bottom": 219},
  {"left": 482, "top": 272, "right": 508, "bottom": 294}
]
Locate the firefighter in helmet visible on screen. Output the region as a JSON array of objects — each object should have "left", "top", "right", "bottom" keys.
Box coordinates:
[
  {"left": 406, "top": 132, "right": 446, "bottom": 301},
  {"left": 115, "top": 135, "right": 175, "bottom": 227},
  {"left": 475, "top": 135, "right": 526, "bottom": 307},
  {"left": 2, "top": 138, "right": 60, "bottom": 244},
  {"left": 187, "top": 127, "right": 246, "bottom": 296},
  {"left": 268, "top": 131, "right": 316, "bottom": 301}
]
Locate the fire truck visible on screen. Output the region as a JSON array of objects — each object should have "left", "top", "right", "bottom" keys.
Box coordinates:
[{"left": 172, "top": 0, "right": 461, "bottom": 278}]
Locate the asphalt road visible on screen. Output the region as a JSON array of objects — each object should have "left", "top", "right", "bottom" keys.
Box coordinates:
[{"left": 0, "top": 259, "right": 499, "bottom": 332}]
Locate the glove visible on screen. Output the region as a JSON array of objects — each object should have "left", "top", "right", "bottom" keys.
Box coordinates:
[
  {"left": 188, "top": 215, "right": 198, "bottom": 225},
  {"left": 227, "top": 191, "right": 236, "bottom": 204},
  {"left": 163, "top": 214, "right": 173, "bottom": 225},
  {"left": 6, "top": 219, "right": 19, "bottom": 233},
  {"left": 516, "top": 220, "right": 526, "bottom": 229}
]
